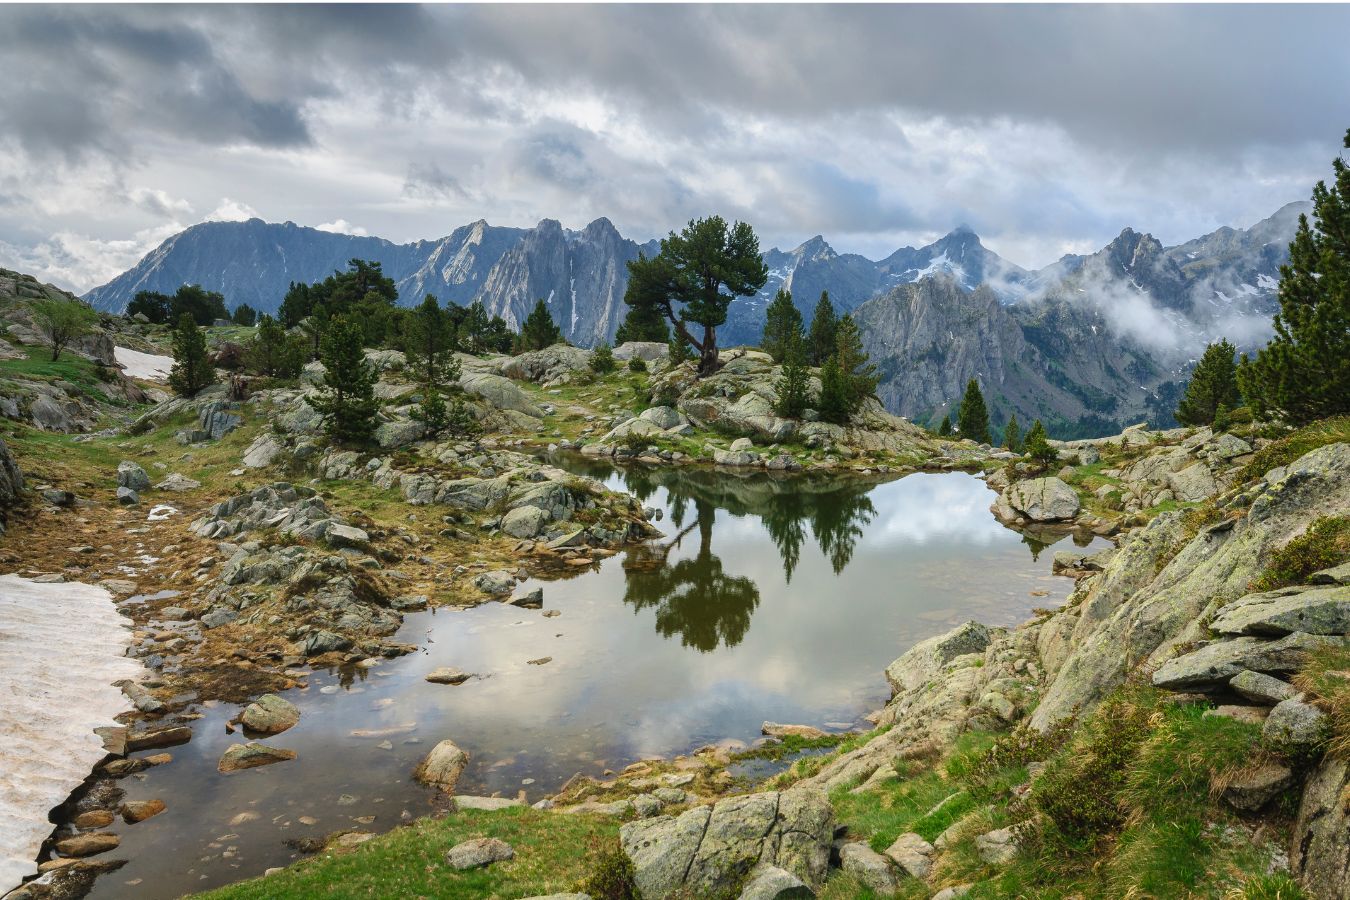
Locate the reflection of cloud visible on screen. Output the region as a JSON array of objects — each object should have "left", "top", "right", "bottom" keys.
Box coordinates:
[{"left": 862, "top": 473, "right": 1008, "bottom": 547}]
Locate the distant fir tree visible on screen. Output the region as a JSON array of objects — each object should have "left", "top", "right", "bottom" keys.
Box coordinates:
[
  {"left": 1238, "top": 129, "right": 1350, "bottom": 425},
  {"left": 231, "top": 303, "right": 257, "bottom": 327},
  {"left": 807, "top": 291, "right": 838, "bottom": 366},
  {"left": 760, "top": 289, "right": 804, "bottom": 363},
  {"left": 668, "top": 331, "right": 694, "bottom": 363},
  {"left": 1176, "top": 339, "right": 1241, "bottom": 426},
  {"left": 311, "top": 316, "right": 379, "bottom": 445},
  {"left": 590, "top": 342, "right": 617, "bottom": 374},
  {"left": 517, "top": 298, "right": 564, "bottom": 353},
  {"left": 1003, "top": 414, "right": 1022, "bottom": 452},
  {"left": 168, "top": 313, "right": 216, "bottom": 397},
  {"left": 833, "top": 315, "right": 878, "bottom": 410},
  {"left": 1023, "top": 419, "right": 1058, "bottom": 466},
  {"left": 247, "top": 314, "right": 304, "bottom": 378},
  {"left": 614, "top": 302, "right": 670, "bottom": 344},
  {"left": 937, "top": 415, "right": 953, "bottom": 436},
  {"left": 957, "top": 379, "right": 992, "bottom": 444},
  {"left": 774, "top": 333, "right": 812, "bottom": 418}
]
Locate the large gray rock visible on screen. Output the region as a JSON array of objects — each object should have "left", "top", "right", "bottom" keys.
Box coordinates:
[
  {"left": 1151, "top": 632, "right": 1345, "bottom": 690},
  {"left": 1003, "top": 477, "right": 1080, "bottom": 522},
  {"left": 1209, "top": 584, "right": 1350, "bottom": 637},
  {"left": 620, "top": 789, "right": 832, "bottom": 899},
  {"left": 1229, "top": 670, "right": 1296, "bottom": 705},
  {"left": 885, "top": 621, "right": 992, "bottom": 695},
  {"left": 1291, "top": 756, "right": 1350, "bottom": 899},
  {"left": 614, "top": 341, "right": 670, "bottom": 363},
  {"left": 239, "top": 693, "right": 300, "bottom": 735},
  {"left": 375, "top": 419, "right": 427, "bottom": 450},
  {"left": 638, "top": 406, "right": 685, "bottom": 430},
  {"left": 459, "top": 372, "right": 543, "bottom": 417},
  {"left": 737, "top": 865, "right": 813, "bottom": 900},
  {"left": 0, "top": 436, "right": 22, "bottom": 516},
  {"left": 713, "top": 448, "right": 759, "bottom": 467},
  {"left": 242, "top": 434, "right": 285, "bottom": 468},
  {"left": 501, "top": 505, "right": 550, "bottom": 539},
  {"left": 1167, "top": 462, "right": 1218, "bottom": 503},
  {"left": 838, "top": 843, "right": 897, "bottom": 894},
  {"left": 445, "top": 837, "right": 513, "bottom": 870},
  {"left": 117, "top": 460, "right": 151, "bottom": 491},
  {"left": 497, "top": 344, "right": 592, "bottom": 385},
  {"left": 883, "top": 832, "right": 934, "bottom": 879},
  {"left": 198, "top": 400, "right": 242, "bottom": 440},
  {"left": 1262, "top": 697, "right": 1329, "bottom": 750},
  {"left": 413, "top": 739, "right": 469, "bottom": 791}
]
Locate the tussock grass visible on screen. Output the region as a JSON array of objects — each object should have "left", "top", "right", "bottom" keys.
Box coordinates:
[
  {"left": 1238, "top": 416, "right": 1350, "bottom": 484},
  {"left": 1251, "top": 515, "right": 1350, "bottom": 592}
]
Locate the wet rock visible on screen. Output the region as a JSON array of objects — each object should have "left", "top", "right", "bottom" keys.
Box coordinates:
[
  {"left": 55, "top": 833, "right": 120, "bottom": 858},
  {"left": 126, "top": 725, "right": 192, "bottom": 752},
  {"left": 446, "top": 837, "right": 514, "bottom": 870},
  {"left": 425, "top": 667, "right": 472, "bottom": 685},
  {"left": 116, "top": 461, "right": 150, "bottom": 492},
  {"left": 413, "top": 739, "right": 469, "bottom": 791},
  {"left": 239, "top": 694, "right": 300, "bottom": 735},
  {"left": 761, "top": 722, "right": 827, "bottom": 740},
  {"left": 473, "top": 570, "right": 515, "bottom": 596},
  {"left": 510, "top": 588, "right": 544, "bottom": 609},
  {"left": 1229, "top": 670, "right": 1296, "bottom": 705},
  {"left": 1222, "top": 761, "right": 1295, "bottom": 812},
  {"left": 218, "top": 742, "right": 297, "bottom": 773},
  {"left": 120, "top": 799, "right": 166, "bottom": 823}
]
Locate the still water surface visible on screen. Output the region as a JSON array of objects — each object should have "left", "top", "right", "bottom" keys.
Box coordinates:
[{"left": 86, "top": 463, "right": 1100, "bottom": 898}]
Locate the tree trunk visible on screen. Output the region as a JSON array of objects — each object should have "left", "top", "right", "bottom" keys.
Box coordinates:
[{"left": 697, "top": 323, "right": 719, "bottom": 377}]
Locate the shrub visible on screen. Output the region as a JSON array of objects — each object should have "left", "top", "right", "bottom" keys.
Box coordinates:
[
  {"left": 1252, "top": 515, "right": 1350, "bottom": 591},
  {"left": 591, "top": 342, "right": 617, "bottom": 374},
  {"left": 1237, "top": 416, "right": 1350, "bottom": 483},
  {"left": 576, "top": 836, "right": 638, "bottom": 900},
  {"left": 1023, "top": 419, "right": 1058, "bottom": 466},
  {"left": 627, "top": 356, "right": 647, "bottom": 373}
]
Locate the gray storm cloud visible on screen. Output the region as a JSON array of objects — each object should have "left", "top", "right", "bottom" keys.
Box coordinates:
[{"left": 0, "top": 4, "right": 1346, "bottom": 293}]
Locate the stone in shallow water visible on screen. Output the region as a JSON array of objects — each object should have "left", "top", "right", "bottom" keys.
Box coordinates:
[
  {"left": 217, "top": 741, "right": 297, "bottom": 773},
  {"left": 121, "top": 799, "right": 166, "bottom": 823},
  {"left": 54, "top": 833, "right": 120, "bottom": 858},
  {"left": 239, "top": 694, "right": 300, "bottom": 735},
  {"left": 413, "top": 739, "right": 468, "bottom": 791},
  {"left": 425, "top": 667, "right": 472, "bottom": 685}
]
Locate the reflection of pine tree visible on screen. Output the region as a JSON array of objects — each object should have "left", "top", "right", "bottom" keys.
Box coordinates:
[
  {"left": 761, "top": 492, "right": 809, "bottom": 583},
  {"left": 1021, "top": 530, "right": 1052, "bottom": 562},
  {"left": 622, "top": 499, "right": 760, "bottom": 652},
  {"left": 810, "top": 488, "right": 877, "bottom": 575}
]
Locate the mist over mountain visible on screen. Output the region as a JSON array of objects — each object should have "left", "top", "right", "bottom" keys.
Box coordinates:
[{"left": 83, "top": 200, "right": 1308, "bottom": 435}]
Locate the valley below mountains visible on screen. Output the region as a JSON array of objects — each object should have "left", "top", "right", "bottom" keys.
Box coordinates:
[{"left": 84, "top": 201, "right": 1309, "bottom": 438}]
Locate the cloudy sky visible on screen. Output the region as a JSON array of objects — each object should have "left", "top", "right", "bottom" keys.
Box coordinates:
[{"left": 1, "top": 3, "right": 1347, "bottom": 295}]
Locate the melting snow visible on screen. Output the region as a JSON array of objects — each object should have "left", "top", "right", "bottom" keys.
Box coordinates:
[
  {"left": 1257, "top": 273, "right": 1279, "bottom": 291},
  {"left": 113, "top": 346, "right": 173, "bottom": 382},
  {"left": 0, "top": 576, "right": 141, "bottom": 890}
]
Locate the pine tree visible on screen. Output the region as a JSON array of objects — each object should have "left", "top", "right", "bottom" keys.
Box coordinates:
[
  {"left": 167, "top": 313, "right": 216, "bottom": 397},
  {"left": 623, "top": 215, "right": 768, "bottom": 376},
  {"left": 615, "top": 302, "right": 670, "bottom": 344},
  {"left": 1238, "top": 130, "right": 1350, "bottom": 424},
  {"left": 834, "top": 314, "right": 878, "bottom": 411},
  {"left": 807, "top": 291, "right": 838, "bottom": 366},
  {"left": 310, "top": 316, "right": 379, "bottom": 445},
  {"left": 590, "top": 342, "right": 617, "bottom": 374},
  {"left": 1004, "top": 414, "right": 1022, "bottom": 452},
  {"left": 518, "top": 298, "right": 564, "bottom": 352},
  {"left": 774, "top": 333, "right": 812, "bottom": 418},
  {"left": 1176, "top": 339, "right": 1241, "bottom": 426},
  {"left": 1023, "top": 419, "right": 1058, "bottom": 466},
  {"left": 403, "top": 296, "right": 463, "bottom": 435},
  {"left": 818, "top": 357, "right": 849, "bottom": 424},
  {"left": 668, "top": 331, "right": 694, "bottom": 363},
  {"left": 247, "top": 314, "right": 292, "bottom": 377},
  {"left": 957, "top": 379, "right": 992, "bottom": 444},
  {"left": 459, "top": 300, "right": 493, "bottom": 353},
  {"left": 231, "top": 304, "right": 257, "bottom": 327},
  {"left": 938, "top": 415, "right": 953, "bottom": 436},
  {"left": 761, "top": 289, "right": 804, "bottom": 363}
]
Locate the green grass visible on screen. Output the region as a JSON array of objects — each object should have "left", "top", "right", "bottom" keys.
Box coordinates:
[
  {"left": 194, "top": 806, "right": 619, "bottom": 900},
  {"left": 1251, "top": 515, "right": 1350, "bottom": 592},
  {"left": 0, "top": 345, "right": 122, "bottom": 405}
]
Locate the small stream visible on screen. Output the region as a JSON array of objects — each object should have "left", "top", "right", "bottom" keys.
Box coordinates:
[{"left": 83, "top": 463, "right": 1104, "bottom": 899}]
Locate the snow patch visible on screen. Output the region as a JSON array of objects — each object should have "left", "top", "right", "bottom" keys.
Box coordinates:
[
  {"left": 0, "top": 576, "right": 142, "bottom": 890},
  {"left": 114, "top": 346, "right": 173, "bottom": 382}
]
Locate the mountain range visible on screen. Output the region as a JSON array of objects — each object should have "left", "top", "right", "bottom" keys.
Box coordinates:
[{"left": 82, "top": 201, "right": 1310, "bottom": 436}]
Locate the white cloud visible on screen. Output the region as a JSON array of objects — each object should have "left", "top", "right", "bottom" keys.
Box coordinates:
[
  {"left": 128, "top": 187, "right": 193, "bottom": 219},
  {"left": 205, "top": 198, "right": 260, "bottom": 222},
  {"left": 315, "top": 218, "right": 368, "bottom": 236}
]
